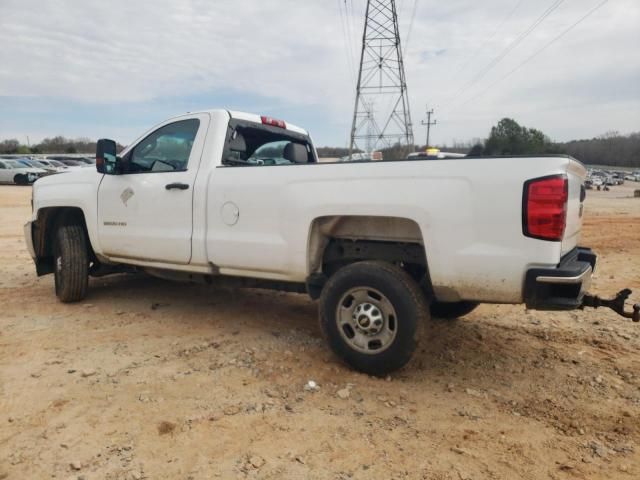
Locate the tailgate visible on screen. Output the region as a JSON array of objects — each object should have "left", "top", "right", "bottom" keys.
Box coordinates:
[{"left": 562, "top": 159, "right": 587, "bottom": 255}]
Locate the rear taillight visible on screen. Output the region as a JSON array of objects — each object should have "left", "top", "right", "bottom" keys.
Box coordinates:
[
  {"left": 523, "top": 175, "right": 568, "bottom": 241},
  {"left": 261, "top": 116, "right": 286, "bottom": 129}
]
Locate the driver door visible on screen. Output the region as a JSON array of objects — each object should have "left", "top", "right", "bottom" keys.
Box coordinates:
[{"left": 97, "top": 113, "right": 209, "bottom": 264}]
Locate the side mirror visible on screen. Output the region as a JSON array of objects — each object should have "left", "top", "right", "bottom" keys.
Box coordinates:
[{"left": 96, "top": 139, "right": 118, "bottom": 174}]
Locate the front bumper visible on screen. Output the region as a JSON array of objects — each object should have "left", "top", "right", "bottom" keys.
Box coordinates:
[
  {"left": 524, "top": 247, "right": 597, "bottom": 310},
  {"left": 24, "top": 221, "right": 36, "bottom": 260}
]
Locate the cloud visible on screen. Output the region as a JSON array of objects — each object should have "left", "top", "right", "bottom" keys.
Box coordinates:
[{"left": 0, "top": 0, "right": 638, "bottom": 145}]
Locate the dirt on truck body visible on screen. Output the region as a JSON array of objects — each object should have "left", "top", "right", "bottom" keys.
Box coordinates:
[{"left": 1, "top": 184, "right": 639, "bottom": 479}]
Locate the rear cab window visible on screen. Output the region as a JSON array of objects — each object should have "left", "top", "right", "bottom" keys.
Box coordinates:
[{"left": 222, "top": 120, "right": 317, "bottom": 167}]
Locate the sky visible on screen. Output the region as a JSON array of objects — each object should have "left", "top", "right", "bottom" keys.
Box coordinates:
[{"left": 0, "top": 0, "right": 639, "bottom": 148}]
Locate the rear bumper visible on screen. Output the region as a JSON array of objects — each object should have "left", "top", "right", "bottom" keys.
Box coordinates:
[{"left": 524, "top": 247, "right": 597, "bottom": 310}]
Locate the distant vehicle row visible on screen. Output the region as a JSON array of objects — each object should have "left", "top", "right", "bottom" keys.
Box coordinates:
[
  {"left": 586, "top": 168, "right": 640, "bottom": 188},
  {"left": 338, "top": 148, "right": 466, "bottom": 162},
  {"left": 0, "top": 155, "right": 95, "bottom": 185}
]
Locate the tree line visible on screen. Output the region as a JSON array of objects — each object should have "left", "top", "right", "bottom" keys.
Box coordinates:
[
  {"left": 462, "top": 119, "right": 640, "bottom": 168},
  {"left": 0, "top": 136, "right": 125, "bottom": 155}
]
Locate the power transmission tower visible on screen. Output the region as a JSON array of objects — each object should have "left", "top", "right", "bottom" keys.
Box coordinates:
[
  {"left": 421, "top": 107, "right": 437, "bottom": 148},
  {"left": 349, "top": 0, "right": 414, "bottom": 156}
]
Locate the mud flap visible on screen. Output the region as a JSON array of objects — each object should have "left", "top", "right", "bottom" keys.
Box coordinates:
[{"left": 581, "top": 289, "right": 640, "bottom": 323}]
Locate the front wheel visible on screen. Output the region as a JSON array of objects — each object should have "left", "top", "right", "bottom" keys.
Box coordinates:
[
  {"left": 53, "top": 223, "right": 89, "bottom": 302},
  {"left": 319, "top": 261, "right": 428, "bottom": 375}
]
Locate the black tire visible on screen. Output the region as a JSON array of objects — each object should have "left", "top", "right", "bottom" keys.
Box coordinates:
[
  {"left": 319, "top": 261, "right": 428, "bottom": 375},
  {"left": 53, "top": 223, "right": 89, "bottom": 302},
  {"left": 14, "top": 174, "right": 28, "bottom": 186},
  {"left": 430, "top": 300, "right": 479, "bottom": 320}
]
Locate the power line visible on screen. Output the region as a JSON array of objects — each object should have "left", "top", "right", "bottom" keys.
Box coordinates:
[
  {"left": 452, "top": 0, "right": 610, "bottom": 112},
  {"left": 440, "top": 0, "right": 566, "bottom": 108},
  {"left": 446, "top": 0, "right": 526, "bottom": 81},
  {"left": 337, "top": 0, "right": 357, "bottom": 84},
  {"left": 403, "top": 0, "right": 419, "bottom": 54}
]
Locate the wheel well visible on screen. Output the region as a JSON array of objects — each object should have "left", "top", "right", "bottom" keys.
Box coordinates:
[
  {"left": 33, "top": 207, "right": 93, "bottom": 275},
  {"left": 306, "top": 216, "right": 433, "bottom": 299}
]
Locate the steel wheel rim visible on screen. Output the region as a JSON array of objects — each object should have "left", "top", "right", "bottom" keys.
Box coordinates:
[{"left": 336, "top": 287, "right": 398, "bottom": 355}]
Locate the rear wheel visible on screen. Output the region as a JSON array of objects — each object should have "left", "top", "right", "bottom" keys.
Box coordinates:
[
  {"left": 430, "top": 300, "right": 479, "bottom": 320},
  {"left": 319, "top": 261, "right": 428, "bottom": 375},
  {"left": 53, "top": 223, "right": 89, "bottom": 302}
]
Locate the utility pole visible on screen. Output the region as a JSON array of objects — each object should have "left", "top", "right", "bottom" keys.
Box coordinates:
[
  {"left": 421, "top": 107, "right": 436, "bottom": 148},
  {"left": 349, "top": 0, "right": 414, "bottom": 157}
]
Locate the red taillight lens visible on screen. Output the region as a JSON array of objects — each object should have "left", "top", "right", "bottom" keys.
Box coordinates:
[
  {"left": 261, "top": 116, "right": 286, "bottom": 129},
  {"left": 523, "top": 175, "right": 568, "bottom": 241}
]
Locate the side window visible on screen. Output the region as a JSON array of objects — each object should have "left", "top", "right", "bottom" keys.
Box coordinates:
[
  {"left": 0, "top": 162, "right": 5, "bottom": 169},
  {"left": 128, "top": 119, "right": 199, "bottom": 173}
]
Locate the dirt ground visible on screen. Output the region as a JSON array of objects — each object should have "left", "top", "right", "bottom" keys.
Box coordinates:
[{"left": 1, "top": 183, "right": 639, "bottom": 480}]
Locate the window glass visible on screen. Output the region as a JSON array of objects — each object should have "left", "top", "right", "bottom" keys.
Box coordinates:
[
  {"left": 247, "top": 140, "right": 296, "bottom": 166},
  {"left": 129, "top": 119, "right": 199, "bottom": 173},
  {"left": 224, "top": 124, "right": 314, "bottom": 166}
]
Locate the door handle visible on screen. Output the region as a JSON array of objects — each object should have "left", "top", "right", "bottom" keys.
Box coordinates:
[{"left": 165, "top": 183, "right": 190, "bottom": 190}]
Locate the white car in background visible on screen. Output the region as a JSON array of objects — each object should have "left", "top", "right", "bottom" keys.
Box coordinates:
[
  {"left": 36, "top": 159, "right": 69, "bottom": 173},
  {"left": 15, "top": 158, "right": 64, "bottom": 174},
  {"left": 0, "top": 159, "right": 48, "bottom": 185}
]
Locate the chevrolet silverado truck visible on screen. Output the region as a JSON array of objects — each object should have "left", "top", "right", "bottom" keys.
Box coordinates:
[{"left": 24, "top": 109, "right": 639, "bottom": 375}]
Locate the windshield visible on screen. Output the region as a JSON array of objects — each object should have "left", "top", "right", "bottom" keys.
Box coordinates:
[{"left": 3, "top": 160, "right": 24, "bottom": 168}]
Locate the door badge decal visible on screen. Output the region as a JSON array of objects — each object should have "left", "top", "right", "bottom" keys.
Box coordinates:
[{"left": 120, "top": 187, "right": 134, "bottom": 206}]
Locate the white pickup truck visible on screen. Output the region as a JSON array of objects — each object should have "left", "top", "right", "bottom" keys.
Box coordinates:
[{"left": 24, "top": 109, "right": 639, "bottom": 374}]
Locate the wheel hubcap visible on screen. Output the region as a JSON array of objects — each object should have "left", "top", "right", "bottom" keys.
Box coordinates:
[
  {"left": 337, "top": 287, "right": 397, "bottom": 355},
  {"left": 353, "top": 303, "right": 384, "bottom": 334}
]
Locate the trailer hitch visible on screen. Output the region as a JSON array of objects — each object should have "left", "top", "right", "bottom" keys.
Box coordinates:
[{"left": 581, "top": 289, "right": 640, "bottom": 322}]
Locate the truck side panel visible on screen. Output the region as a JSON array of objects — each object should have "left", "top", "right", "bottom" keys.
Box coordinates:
[{"left": 203, "top": 156, "right": 574, "bottom": 303}]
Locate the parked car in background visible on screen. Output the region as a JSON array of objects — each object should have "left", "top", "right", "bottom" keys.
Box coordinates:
[
  {"left": 38, "top": 159, "right": 69, "bottom": 172},
  {"left": 44, "top": 157, "right": 87, "bottom": 170},
  {"left": 0, "top": 159, "right": 47, "bottom": 185},
  {"left": 407, "top": 148, "right": 466, "bottom": 160},
  {"left": 46, "top": 155, "right": 95, "bottom": 166},
  {"left": 15, "top": 158, "right": 64, "bottom": 174},
  {"left": 610, "top": 174, "right": 624, "bottom": 185},
  {"left": 338, "top": 151, "right": 383, "bottom": 162}
]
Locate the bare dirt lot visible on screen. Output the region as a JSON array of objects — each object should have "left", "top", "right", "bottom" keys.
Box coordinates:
[{"left": 1, "top": 184, "right": 639, "bottom": 480}]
